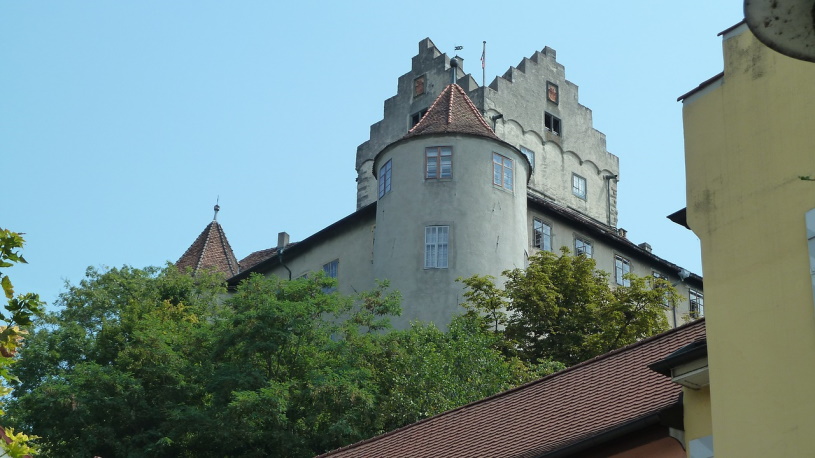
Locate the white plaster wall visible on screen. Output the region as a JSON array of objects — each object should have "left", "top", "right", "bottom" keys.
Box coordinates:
[
  {"left": 263, "top": 215, "right": 376, "bottom": 298},
  {"left": 373, "top": 134, "right": 529, "bottom": 329}
]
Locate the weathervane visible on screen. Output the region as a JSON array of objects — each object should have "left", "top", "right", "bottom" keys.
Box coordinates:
[{"left": 213, "top": 196, "right": 220, "bottom": 221}]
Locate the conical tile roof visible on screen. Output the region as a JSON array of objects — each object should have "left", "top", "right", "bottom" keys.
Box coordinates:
[
  {"left": 403, "top": 84, "right": 499, "bottom": 141},
  {"left": 176, "top": 220, "right": 239, "bottom": 277}
]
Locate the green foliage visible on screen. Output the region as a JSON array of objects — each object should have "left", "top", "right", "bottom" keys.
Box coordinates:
[
  {"left": 8, "top": 266, "right": 558, "bottom": 457},
  {"left": 459, "top": 248, "right": 674, "bottom": 367},
  {"left": 0, "top": 229, "right": 44, "bottom": 456}
]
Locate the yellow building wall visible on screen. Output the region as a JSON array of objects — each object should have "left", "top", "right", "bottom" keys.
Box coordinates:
[
  {"left": 682, "top": 23, "right": 815, "bottom": 456},
  {"left": 683, "top": 386, "right": 711, "bottom": 446}
]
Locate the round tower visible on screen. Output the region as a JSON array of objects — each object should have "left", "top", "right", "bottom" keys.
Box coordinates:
[{"left": 372, "top": 84, "right": 530, "bottom": 328}]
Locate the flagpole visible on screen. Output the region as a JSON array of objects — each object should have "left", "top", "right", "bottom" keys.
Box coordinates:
[{"left": 481, "top": 41, "right": 486, "bottom": 87}]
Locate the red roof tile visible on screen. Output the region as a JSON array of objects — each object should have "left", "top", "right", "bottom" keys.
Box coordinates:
[
  {"left": 176, "top": 220, "right": 239, "bottom": 277},
  {"left": 319, "top": 319, "right": 706, "bottom": 458},
  {"left": 403, "top": 84, "right": 499, "bottom": 141}
]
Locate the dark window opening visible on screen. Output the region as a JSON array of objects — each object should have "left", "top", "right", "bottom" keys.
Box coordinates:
[
  {"left": 411, "top": 109, "right": 428, "bottom": 127},
  {"left": 544, "top": 112, "right": 562, "bottom": 136}
]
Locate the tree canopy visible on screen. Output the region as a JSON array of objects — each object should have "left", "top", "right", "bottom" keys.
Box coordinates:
[
  {"left": 8, "top": 265, "right": 558, "bottom": 457},
  {"left": 0, "top": 229, "right": 44, "bottom": 457},
  {"left": 460, "top": 249, "right": 676, "bottom": 367}
]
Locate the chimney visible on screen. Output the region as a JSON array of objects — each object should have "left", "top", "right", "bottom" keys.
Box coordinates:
[
  {"left": 277, "top": 232, "right": 289, "bottom": 249},
  {"left": 638, "top": 242, "right": 652, "bottom": 253},
  {"left": 617, "top": 227, "right": 627, "bottom": 238}
]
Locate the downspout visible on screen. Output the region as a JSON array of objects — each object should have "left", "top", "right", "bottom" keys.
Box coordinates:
[
  {"left": 604, "top": 174, "right": 618, "bottom": 227},
  {"left": 278, "top": 248, "right": 292, "bottom": 281}
]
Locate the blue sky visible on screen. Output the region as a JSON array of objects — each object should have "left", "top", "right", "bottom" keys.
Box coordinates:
[{"left": 3, "top": 1, "right": 741, "bottom": 307}]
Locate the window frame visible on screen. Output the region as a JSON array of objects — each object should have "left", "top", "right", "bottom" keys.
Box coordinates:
[
  {"left": 574, "top": 236, "right": 593, "bottom": 258},
  {"left": 424, "top": 225, "right": 449, "bottom": 269},
  {"left": 614, "top": 255, "right": 631, "bottom": 286},
  {"left": 492, "top": 152, "right": 514, "bottom": 191},
  {"left": 322, "top": 259, "right": 339, "bottom": 278},
  {"left": 544, "top": 111, "right": 562, "bottom": 135},
  {"left": 652, "top": 272, "right": 671, "bottom": 307},
  {"left": 321, "top": 259, "right": 339, "bottom": 293},
  {"left": 533, "top": 218, "right": 552, "bottom": 251},
  {"left": 689, "top": 289, "right": 704, "bottom": 318},
  {"left": 411, "top": 108, "right": 428, "bottom": 128},
  {"left": 425, "top": 146, "right": 453, "bottom": 180},
  {"left": 572, "top": 173, "right": 587, "bottom": 200},
  {"left": 520, "top": 146, "right": 535, "bottom": 170},
  {"left": 378, "top": 159, "right": 392, "bottom": 198},
  {"left": 413, "top": 74, "right": 426, "bottom": 97}
]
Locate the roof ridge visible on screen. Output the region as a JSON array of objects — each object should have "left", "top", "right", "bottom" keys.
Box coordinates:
[
  {"left": 194, "top": 221, "right": 216, "bottom": 273},
  {"left": 214, "top": 222, "right": 239, "bottom": 276}
]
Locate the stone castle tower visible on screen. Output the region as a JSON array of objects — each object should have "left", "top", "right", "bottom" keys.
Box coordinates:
[
  {"left": 178, "top": 38, "right": 702, "bottom": 330},
  {"left": 356, "top": 38, "right": 619, "bottom": 227}
]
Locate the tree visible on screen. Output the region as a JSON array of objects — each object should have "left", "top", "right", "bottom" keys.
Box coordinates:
[
  {"left": 0, "top": 229, "right": 44, "bottom": 457},
  {"left": 460, "top": 249, "right": 676, "bottom": 367},
  {"left": 8, "top": 265, "right": 227, "bottom": 457},
  {"left": 8, "top": 266, "right": 557, "bottom": 457}
]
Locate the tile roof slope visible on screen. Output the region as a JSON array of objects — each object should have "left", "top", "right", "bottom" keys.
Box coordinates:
[
  {"left": 176, "top": 221, "right": 239, "bottom": 277},
  {"left": 237, "top": 242, "right": 298, "bottom": 273},
  {"left": 319, "top": 319, "right": 706, "bottom": 458},
  {"left": 402, "top": 83, "right": 500, "bottom": 141},
  {"left": 238, "top": 247, "right": 278, "bottom": 272}
]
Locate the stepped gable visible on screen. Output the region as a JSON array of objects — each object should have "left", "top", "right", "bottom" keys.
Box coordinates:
[
  {"left": 176, "top": 220, "right": 239, "bottom": 277},
  {"left": 319, "top": 319, "right": 706, "bottom": 458},
  {"left": 402, "top": 83, "right": 499, "bottom": 141}
]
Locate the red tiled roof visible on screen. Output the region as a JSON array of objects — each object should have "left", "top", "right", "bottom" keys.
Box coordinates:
[
  {"left": 403, "top": 84, "right": 499, "bottom": 141},
  {"left": 320, "top": 319, "right": 706, "bottom": 458},
  {"left": 238, "top": 247, "right": 277, "bottom": 272},
  {"left": 237, "top": 243, "right": 296, "bottom": 272},
  {"left": 176, "top": 220, "right": 239, "bottom": 277}
]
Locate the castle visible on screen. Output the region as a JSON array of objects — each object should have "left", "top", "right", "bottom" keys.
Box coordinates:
[{"left": 177, "top": 38, "right": 703, "bottom": 329}]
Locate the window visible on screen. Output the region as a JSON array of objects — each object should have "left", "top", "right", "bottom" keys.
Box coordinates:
[
  {"left": 378, "top": 160, "right": 392, "bottom": 198},
  {"left": 653, "top": 272, "right": 670, "bottom": 307},
  {"left": 533, "top": 218, "right": 552, "bottom": 251},
  {"left": 492, "top": 153, "right": 514, "bottom": 190},
  {"left": 575, "top": 237, "right": 593, "bottom": 257},
  {"left": 322, "top": 259, "right": 339, "bottom": 293},
  {"left": 689, "top": 289, "right": 704, "bottom": 317},
  {"left": 424, "top": 226, "right": 449, "bottom": 268},
  {"left": 520, "top": 146, "right": 535, "bottom": 170},
  {"left": 411, "top": 109, "right": 428, "bottom": 127},
  {"left": 323, "top": 259, "right": 339, "bottom": 278},
  {"left": 426, "top": 146, "right": 452, "bottom": 179},
  {"left": 546, "top": 81, "right": 559, "bottom": 104},
  {"left": 413, "top": 75, "right": 426, "bottom": 97},
  {"left": 615, "top": 255, "right": 631, "bottom": 286},
  {"left": 544, "top": 112, "right": 562, "bottom": 135},
  {"left": 572, "top": 173, "right": 587, "bottom": 199}
]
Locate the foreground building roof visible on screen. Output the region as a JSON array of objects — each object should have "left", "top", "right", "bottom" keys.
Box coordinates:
[
  {"left": 319, "top": 319, "right": 706, "bottom": 458},
  {"left": 176, "top": 219, "right": 239, "bottom": 277}
]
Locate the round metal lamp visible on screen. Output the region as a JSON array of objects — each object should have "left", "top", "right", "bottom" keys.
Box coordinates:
[{"left": 744, "top": 0, "right": 815, "bottom": 62}]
